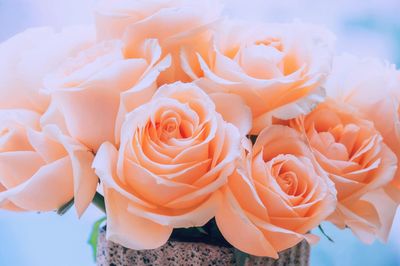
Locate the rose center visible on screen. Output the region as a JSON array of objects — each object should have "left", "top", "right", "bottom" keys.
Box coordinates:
[
  {"left": 276, "top": 171, "right": 298, "bottom": 196},
  {"left": 236, "top": 42, "right": 285, "bottom": 80},
  {"left": 159, "top": 117, "right": 180, "bottom": 139},
  {"left": 255, "top": 39, "right": 282, "bottom": 50},
  {"left": 164, "top": 121, "right": 177, "bottom": 133}
]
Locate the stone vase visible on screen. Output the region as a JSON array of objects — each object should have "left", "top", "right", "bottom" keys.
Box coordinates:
[{"left": 96, "top": 227, "right": 310, "bottom": 266}]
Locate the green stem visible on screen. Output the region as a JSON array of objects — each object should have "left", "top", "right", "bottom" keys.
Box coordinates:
[
  {"left": 318, "top": 225, "right": 334, "bottom": 243},
  {"left": 57, "top": 198, "right": 74, "bottom": 216},
  {"left": 92, "top": 192, "right": 106, "bottom": 214}
]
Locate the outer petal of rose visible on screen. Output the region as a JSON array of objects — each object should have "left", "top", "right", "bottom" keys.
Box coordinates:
[
  {"left": 48, "top": 125, "right": 98, "bottom": 217},
  {"left": 361, "top": 189, "right": 398, "bottom": 242},
  {"left": 27, "top": 128, "right": 66, "bottom": 163},
  {"left": 228, "top": 168, "right": 269, "bottom": 221},
  {"left": 372, "top": 102, "right": 400, "bottom": 202},
  {"left": 51, "top": 87, "right": 118, "bottom": 151},
  {"left": 348, "top": 144, "right": 397, "bottom": 201},
  {"left": 359, "top": 97, "right": 400, "bottom": 196},
  {"left": 0, "top": 182, "right": 25, "bottom": 211},
  {"left": 93, "top": 142, "right": 155, "bottom": 209},
  {"left": 325, "top": 55, "right": 400, "bottom": 198},
  {"left": 115, "top": 55, "right": 171, "bottom": 144},
  {"left": 93, "top": 142, "right": 172, "bottom": 249},
  {"left": 164, "top": 164, "right": 233, "bottom": 209},
  {"left": 216, "top": 188, "right": 278, "bottom": 258},
  {"left": 0, "top": 28, "right": 52, "bottom": 111},
  {"left": 40, "top": 100, "right": 69, "bottom": 134},
  {"left": 69, "top": 146, "right": 98, "bottom": 217},
  {"left": 0, "top": 157, "right": 74, "bottom": 211},
  {"left": 124, "top": 159, "right": 196, "bottom": 206},
  {"left": 0, "top": 26, "right": 94, "bottom": 113},
  {"left": 28, "top": 125, "right": 98, "bottom": 216},
  {"left": 0, "top": 200, "right": 25, "bottom": 211},
  {"left": 0, "top": 151, "right": 44, "bottom": 189},
  {"left": 270, "top": 188, "right": 336, "bottom": 233},
  {"left": 104, "top": 188, "right": 173, "bottom": 250},
  {"left": 122, "top": 2, "right": 221, "bottom": 55},
  {"left": 327, "top": 172, "right": 364, "bottom": 200},
  {"left": 96, "top": 0, "right": 221, "bottom": 41},
  {"left": 248, "top": 213, "right": 315, "bottom": 253},
  {"left": 0, "top": 109, "right": 41, "bottom": 151},
  {"left": 95, "top": 0, "right": 181, "bottom": 40},
  {"left": 0, "top": 109, "right": 40, "bottom": 129},
  {"left": 209, "top": 93, "right": 252, "bottom": 136},
  {"left": 384, "top": 184, "right": 400, "bottom": 204},
  {"left": 122, "top": 4, "right": 221, "bottom": 83},
  {"left": 127, "top": 192, "right": 220, "bottom": 227},
  {"left": 300, "top": 193, "right": 337, "bottom": 232},
  {"left": 253, "top": 125, "right": 309, "bottom": 157},
  {"left": 179, "top": 29, "right": 214, "bottom": 81},
  {"left": 325, "top": 54, "right": 397, "bottom": 105},
  {"left": 50, "top": 59, "right": 148, "bottom": 151},
  {"left": 165, "top": 124, "right": 240, "bottom": 209},
  {"left": 252, "top": 86, "right": 326, "bottom": 134},
  {"left": 332, "top": 202, "right": 379, "bottom": 244}
]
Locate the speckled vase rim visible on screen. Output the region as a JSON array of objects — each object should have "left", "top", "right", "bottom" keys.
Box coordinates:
[{"left": 96, "top": 226, "right": 310, "bottom": 266}]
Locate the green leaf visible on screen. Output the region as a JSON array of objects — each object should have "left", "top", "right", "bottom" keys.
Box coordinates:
[
  {"left": 196, "top": 227, "right": 208, "bottom": 235},
  {"left": 234, "top": 248, "right": 249, "bottom": 266},
  {"left": 56, "top": 198, "right": 74, "bottom": 216},
  {"left": 248, "top": 135, "right": 258, "bottom": 145},
  {"left": 92, "top": 192, "right": 106, "bottom": 213},
  {"left": 88, "top": 216, "right": 106, "bottom": 261},
  {"left": 318, "top": 225, "right": 334, "bottom": 243}
]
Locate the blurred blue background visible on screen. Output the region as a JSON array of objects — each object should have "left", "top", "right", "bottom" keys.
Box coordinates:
[{"left": 0, "top": 0, "right": 399, "bottom": 265}]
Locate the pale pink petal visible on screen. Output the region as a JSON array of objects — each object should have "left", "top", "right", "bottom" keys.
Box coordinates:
[
  {"left": 93, "top": 142, "right": 155, "bottom": 209},
  {"left": 0, "top": 157, "right": 74, "bottom": 212},
  {"left": 104, "top": 188, "right": 173, "bottom": 250},
  {"left": 215, "top": 188, "right": 278, "bottom": 258},
  {"left": 44, "top": 125, "right": 98, "bottom": 217},
  {"left": 210, "top": 93, "right": 252, "bottom": 136},
  {"left": 127, "top": 192, "right": 220, "bottom": 227}
]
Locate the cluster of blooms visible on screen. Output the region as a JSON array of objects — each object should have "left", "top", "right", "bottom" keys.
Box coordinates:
[{"left": 0, "top": 0, "right": 399, "bottom": 258}]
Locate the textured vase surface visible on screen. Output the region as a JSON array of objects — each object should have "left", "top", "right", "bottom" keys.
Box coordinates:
[{"left": 96, "top": 227, "right": 310, "bottom": 266}]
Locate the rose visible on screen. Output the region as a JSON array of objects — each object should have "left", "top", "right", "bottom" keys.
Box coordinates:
[
  {"left": 184, "top": 21, "right": 334, "bottom": 134},
  {"left": 0, "top": 109, "right": 97, "bottom": 216},
  {"left": 43, "top": 39, "right": 170, "bottom": 151},
  {"left": 93, "top": 82, "right": 241, "bottom": 249},
  {"left": 325, "top": 55, "right": 400, "bottom": 203},
  {"left": 95, "top": 0, "right": 222, "bottom": 84},
  {"left": 215, "top": 125, "right": 336, "bottom": 258},
  {"left": 288, "top": 97, "right": 398, "bottom": 243},
  {"left": 0, "top": 26, "right": 94, "bottom": 113}
]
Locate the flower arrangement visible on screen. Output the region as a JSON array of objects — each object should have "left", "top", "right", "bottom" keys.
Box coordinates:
[{"left": 0, "top": 0, "right": 399, "bottom": 263}]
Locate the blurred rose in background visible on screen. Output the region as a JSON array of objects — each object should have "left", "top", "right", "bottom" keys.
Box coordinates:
[{"left": 0, "top": 1, "right": 399, "bottom": 265}]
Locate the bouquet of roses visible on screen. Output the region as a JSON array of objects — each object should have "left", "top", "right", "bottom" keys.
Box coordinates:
[{"left": 0, "top": 0, "right": 399, "bottom": 260}]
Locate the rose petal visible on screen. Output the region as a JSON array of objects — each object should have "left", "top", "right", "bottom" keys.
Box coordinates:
[
  {"left": 0, "top": 157, "right": 74, "bottom": 211},
  {"left": 210, "top": 93, "right": 252, "bottom": 136},
  {"left": 104, "top": 188, "right": 173, "bottom": 250},
  {"left": 215, "top": 188, "right": 278, "bottom": 258}
]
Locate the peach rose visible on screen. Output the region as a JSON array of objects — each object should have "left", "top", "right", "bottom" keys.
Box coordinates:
[
  {"left": 289, "top": 98, "right": 398, "bottom": 243},
  {"left": 184, "top": 21, "right": 334, "bottom": 134},
  {"left": 0, "top": 109, "right": 97, "bottom": 216},
  {"left": 325, "top": 55, "right": 400, "bottom": 202},
  {"left": 93, "top": 82, "right": 241, "bottom": 249},
  {"left": 44, "top": 39, "right": 170, "bottom": 151},
  {"left": 95, "top": 0, "right": 222, "bottom": 84},
  {"left": 0, "top": 26, "right": 94, "bottom": 113},
  {"left": 216, "top": 125, "right": 336, "bottom": 258}
]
